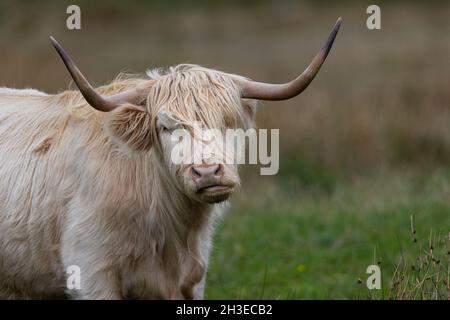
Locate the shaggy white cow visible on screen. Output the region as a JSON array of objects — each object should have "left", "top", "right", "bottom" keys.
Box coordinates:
[{"left": 0, "top": 18, "right": 341, "bottom": 299}]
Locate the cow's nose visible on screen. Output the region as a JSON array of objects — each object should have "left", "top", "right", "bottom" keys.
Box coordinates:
[{"left": 190, "top": 164, "right": 224, "bottom": 180}]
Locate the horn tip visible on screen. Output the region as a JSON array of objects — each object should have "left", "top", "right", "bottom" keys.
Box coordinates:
[
  {"left": 334, "top": 17, "right": 343, "bottom": 31},
  {"left": 49, "top": 36, "right": 61, "bottom": 51},
  {"left": 321, "top": 17, "right": 342, "bottom": 55}
]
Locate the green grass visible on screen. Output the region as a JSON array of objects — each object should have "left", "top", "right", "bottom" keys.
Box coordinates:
[{"left": 205, "top": 167, "right": 450, "bottom": 299}]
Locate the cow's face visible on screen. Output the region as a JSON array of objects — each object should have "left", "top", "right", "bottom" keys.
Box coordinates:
[
  {"left": 99, "top": 66, "right": 255, "bottom": 204},
  {"left": 155, "top": 115, "right": 240, "bottom": 204},
  {"left": 149, "top": 66, "right": 256, "bottom": 204}
]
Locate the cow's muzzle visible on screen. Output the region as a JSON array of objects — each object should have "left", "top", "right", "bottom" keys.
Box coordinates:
[{"left": 190, "top": 164, "right": 235, "bottom": 203}]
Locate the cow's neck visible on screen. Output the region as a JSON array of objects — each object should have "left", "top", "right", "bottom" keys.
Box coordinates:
[
  {"left": 151, "top": 159, "right": 216, "bottom": 249},
  {"left": 148, "top": 159, "right": 217, "bottom": 298}
]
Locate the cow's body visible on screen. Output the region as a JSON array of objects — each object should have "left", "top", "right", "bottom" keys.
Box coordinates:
[{"left": 0, "top": 86, "right": 221, "bottom": 299}]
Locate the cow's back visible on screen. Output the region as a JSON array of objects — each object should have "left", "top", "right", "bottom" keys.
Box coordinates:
[{"left": 0, "top": 90, "right": 77, "bottom": 298}]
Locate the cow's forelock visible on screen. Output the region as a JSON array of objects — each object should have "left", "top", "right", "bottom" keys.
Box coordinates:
[{"left": 146, "top": 64, "right": 251, "bottom": 130}]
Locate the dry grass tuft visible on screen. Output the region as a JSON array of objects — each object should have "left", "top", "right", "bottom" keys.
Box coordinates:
[{"left": 388, "top": 216, "right": 450, "bottom": 300}]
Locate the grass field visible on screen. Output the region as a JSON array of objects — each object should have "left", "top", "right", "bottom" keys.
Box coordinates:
[{"left": 206, "top": 166, "right": 450, "bottom": 299}]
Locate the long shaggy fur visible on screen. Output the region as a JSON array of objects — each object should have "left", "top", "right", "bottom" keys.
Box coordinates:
[{"left": 0, "top": 65, "right": 253, "bottom": 299}]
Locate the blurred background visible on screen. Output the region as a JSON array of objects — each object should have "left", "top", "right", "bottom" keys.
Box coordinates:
[{"left": 1, "top": 0, "right": 449, "bottom": 299}]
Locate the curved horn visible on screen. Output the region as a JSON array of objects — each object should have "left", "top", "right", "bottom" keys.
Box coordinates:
[
  {"left": 236, "top": 17, "right": 342, "bottom": 101},
  {"left": 50, "top": 37, "right": 144, "bottom": 112}
]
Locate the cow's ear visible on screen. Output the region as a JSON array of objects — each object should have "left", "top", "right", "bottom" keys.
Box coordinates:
[
  {"left": 104, "top": 104, "right": 153, "bottom": 151},
  {"left": 242, "top": 99, "right": 257, "bottom": 128}
]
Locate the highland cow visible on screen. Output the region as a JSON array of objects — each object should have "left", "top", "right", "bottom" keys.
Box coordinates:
[{"left": 0, "top": 18, "right": 341, "bottom": 299}]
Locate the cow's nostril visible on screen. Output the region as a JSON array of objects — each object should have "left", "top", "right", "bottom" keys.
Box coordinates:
[
  {"left": 190, "top": 164, "right": 223, "bottom": 180},
  {"left": 214, "top": 164, "right": 224, "bottom": 177},
  {"left": 190, "top": 166, "right": 202, "bottom": 179}
]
